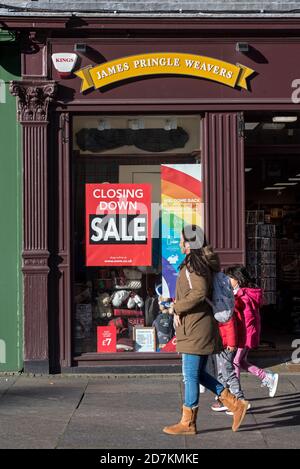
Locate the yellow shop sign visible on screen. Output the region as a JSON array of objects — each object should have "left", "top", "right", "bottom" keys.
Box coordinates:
[{"left": 75, "top": 52, "right": 254, "bottom": 92}]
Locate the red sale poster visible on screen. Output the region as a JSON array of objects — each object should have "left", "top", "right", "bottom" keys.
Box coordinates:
[
  {"left": 97, "top": 326, "right": 117, "bottom": 353},
  {"left": 86, "top": 183, "right": 152, "bottom": 266}
]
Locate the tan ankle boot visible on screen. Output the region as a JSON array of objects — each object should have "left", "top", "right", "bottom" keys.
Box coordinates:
[
  {"left": 163, "top": 405, "right": 198, "bottom": 435},
  {"left": 219, "top": 389, "right": 248, "bottom": 432}
]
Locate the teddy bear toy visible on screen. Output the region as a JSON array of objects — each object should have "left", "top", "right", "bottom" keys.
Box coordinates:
[
  {"left": 96, "top": 293, "right": 113, "bottom": 319},
  {"left": 158, "top": 295, "right": 174, "bottom": 314}
]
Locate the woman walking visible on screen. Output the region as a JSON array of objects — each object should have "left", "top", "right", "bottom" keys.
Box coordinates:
[{"left": 163, "top": 225, "right": 249, "bottom": 435}]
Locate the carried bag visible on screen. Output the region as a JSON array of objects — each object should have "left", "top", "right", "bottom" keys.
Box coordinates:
[{"left": 185, "top": 268, "right": 234, "bottom": 323}]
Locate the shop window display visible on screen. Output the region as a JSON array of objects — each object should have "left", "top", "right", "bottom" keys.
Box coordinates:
[
  {"left": 246, "top": 205, "right": 300, "bottom": 334},
  {"left": 72, "top": 115, "right": 201, "bottom": 356},
  {"left": 246, "top": 213, "right": 277, "bottom": 305},
  {"left": 74, "top": 244, "right": 177, "bottom": 355}
]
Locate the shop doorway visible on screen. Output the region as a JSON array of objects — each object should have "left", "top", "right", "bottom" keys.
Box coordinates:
[{"left": 244, "top": 112, "right": 300, "bottom": 357}]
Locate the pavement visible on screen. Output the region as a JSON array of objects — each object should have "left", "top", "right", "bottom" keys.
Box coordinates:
[{"left": 0, "top": 373, "right": 299, "bottom": 449}]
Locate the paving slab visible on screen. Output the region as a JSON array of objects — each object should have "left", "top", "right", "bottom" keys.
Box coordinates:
[
  {"left": 0, "top": 376, "right": 17, "bottom": 396},
  {"left": 0, "top": 374, "right": 299, "bottom": 449}
]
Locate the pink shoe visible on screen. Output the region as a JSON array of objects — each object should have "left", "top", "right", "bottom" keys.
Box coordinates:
[{"left": 211, "top": 398, "right": 228, "bottom": 412}]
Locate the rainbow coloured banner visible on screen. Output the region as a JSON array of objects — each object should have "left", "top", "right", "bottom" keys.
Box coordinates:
[{"left": 161, "top": 164, "right": 203, "bottom": 298}]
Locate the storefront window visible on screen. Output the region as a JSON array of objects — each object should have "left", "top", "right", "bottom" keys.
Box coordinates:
[{"left": 72, "top": 115, "right": 202, "bottom": 356}]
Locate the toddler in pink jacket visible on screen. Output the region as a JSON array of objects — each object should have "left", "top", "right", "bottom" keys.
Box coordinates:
[{"left": 225, "top": 265, "right": 279, "bottom": 398}]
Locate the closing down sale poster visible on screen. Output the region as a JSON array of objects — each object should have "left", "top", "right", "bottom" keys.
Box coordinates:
[{"left": 85, "top": 184, "right": 152, "bottom": 266}]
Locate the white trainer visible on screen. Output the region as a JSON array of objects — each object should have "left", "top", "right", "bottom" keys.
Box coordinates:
[{"left": 262, "top": 372, "right": 279, "bottom": 398}]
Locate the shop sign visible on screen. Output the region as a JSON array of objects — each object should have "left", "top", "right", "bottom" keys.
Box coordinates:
[
  {"left": 75, "top": 52, "right": 254, "bottom": 92},
  {"left": 97, "top": 325, "right": 117, "bottom": 353},
  {"left": 86, "top": 184, "right": 152, "bottom": 266},
  {"left": 51, "top": 53, "right": 78, "bottom": 77},
  {"left": 161, "top": 164, "right": 203, "bottom": 298}
]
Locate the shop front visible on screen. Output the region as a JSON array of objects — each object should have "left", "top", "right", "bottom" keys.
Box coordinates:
[{"left": 2, "top": 14, "right": 300, "bottom": 373}]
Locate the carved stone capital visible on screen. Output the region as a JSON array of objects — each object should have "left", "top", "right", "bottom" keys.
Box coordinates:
[{"left": 9, "top": 80, "right": 57, "bottom": 123}]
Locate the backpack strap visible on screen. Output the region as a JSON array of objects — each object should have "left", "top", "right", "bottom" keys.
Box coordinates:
[
  {"left": 185, "top": 267, "right": 214, "bottom": 309},
  {"left": 185, "top": 267, "right": 193, "bottom": 289}
]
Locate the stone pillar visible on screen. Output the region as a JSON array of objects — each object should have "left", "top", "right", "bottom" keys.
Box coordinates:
[{"left": 10, "top": 80, "right": 57, "bottom": 373}]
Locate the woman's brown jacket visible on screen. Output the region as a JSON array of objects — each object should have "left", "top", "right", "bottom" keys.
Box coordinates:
[{"left": 174, "top": 247, "right": 222, "bottom": 355}]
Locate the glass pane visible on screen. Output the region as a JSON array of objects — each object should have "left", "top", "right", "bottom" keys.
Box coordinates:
[{"left": 72, "top": 115, "right": 202, "bottom": 356}]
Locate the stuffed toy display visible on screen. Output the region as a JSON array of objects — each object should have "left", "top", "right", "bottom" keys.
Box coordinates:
[
  {"left": 108, "top": 317, "right": 128, "bottom": 337},
  {"left": 114, "top": 280, "right": 142, "bottom": 290},
  {"left": 123, "top": 268, "right": 142, "bottom": 280},
  {"left": 155, "top": 283, "right": 174, "bottom": 315},
  {"left": 116, "top": 337, "right": 135, "bottom": 352},
  {"left": 113, "top": 309, "right": 144, "bottom": 318},
  {"left": 107, "top": 317, "right": 135, "bottom": 351},
  {"left": 95, "top": 293, "right": 113, "bottom": 319},
  {"left": 113, "top": 267, "right": 142, "bottom": 289},
  {"left": 144, "top": 295, "right": 160, "bottom": 326},
  {"left": 102, "top": 289, "right": 144, "bottom": 310},
  {"left": 158, "top": 295, "right": 174, "bottom": 314},
  {"left": 111, "top": 290, "right": 131, "bottom": 308},
  {"left": 127, "top": 293, "right": 144, "bottom": 309}
]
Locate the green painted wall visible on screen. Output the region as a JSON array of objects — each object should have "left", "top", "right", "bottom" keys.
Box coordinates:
[{"left": 0, "top": 31, "right": 22, "bottom": 372}]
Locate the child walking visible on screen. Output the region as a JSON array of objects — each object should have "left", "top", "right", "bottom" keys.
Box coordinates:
[
  {"left": 211, "top": 308, "right": 247, "bottom": 412},
  {"left": 225, "top": 265, "right": 279, "bottom": 398}
]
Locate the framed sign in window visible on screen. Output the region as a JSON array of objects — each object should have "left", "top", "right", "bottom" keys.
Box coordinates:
[{"left": 134, "top": 327, "right": 156, "bottom": 352}]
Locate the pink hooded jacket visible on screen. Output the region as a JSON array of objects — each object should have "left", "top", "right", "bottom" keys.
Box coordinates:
[{"left": 235, "top": 287, "right": 263, "bottom": 349}]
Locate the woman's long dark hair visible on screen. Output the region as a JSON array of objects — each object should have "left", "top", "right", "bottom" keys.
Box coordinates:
[
  {"left": 225, "top": 265, "right": 257, "bottom": 288},
  {"left": 179, "top": 225, "right": 210, "bottom": 277}
]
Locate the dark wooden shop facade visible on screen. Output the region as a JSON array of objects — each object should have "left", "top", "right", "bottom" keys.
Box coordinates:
[{"left": 2, "top": 15, "right": 299, "bottom": 373}]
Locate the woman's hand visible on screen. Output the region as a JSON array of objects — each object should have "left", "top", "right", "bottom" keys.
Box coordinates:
[{"left": 174, "top": 314, "right": 182, "bottom": 328}]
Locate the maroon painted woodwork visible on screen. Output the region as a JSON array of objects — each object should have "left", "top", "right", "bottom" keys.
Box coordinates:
[
  {"left": 57, "top": 112, "right": 72, "bottom": 368},
  {"left": 6, "top": 15, "right": 298, "bottom": 371},
  {"left": 202, "top": 112, "right": 245, "bottom": 267},
  {"left": 10, "top": 80, "right": 57, "bottom": 372}
]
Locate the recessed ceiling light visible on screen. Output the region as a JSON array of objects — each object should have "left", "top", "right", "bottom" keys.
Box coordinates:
[
  {"left": 128, "top": 119, "right": 144, "bottom": 130},
  {"left": 245, "top": 168, "right": 253, "bottom": 172},
  {"left": 262, "top": 123, "right": 285, "bottom": 130},
  {"left": 288, "top": 178, "right": 300, "bottom": 181},
  {"left": 264, "top": 187, "right": 286, "bottom": 190},
  {"left": 274, "top": 182, "right": 298, "bottom": 186},
  {"left": 245, "top": 122, "right": 259, "bottom": 130},
  {"left": 164, "top": 118, "right": 177, "bottom": 131},
  {"left": 272, "top": 116, "right": 298, "bottom": 123}
]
